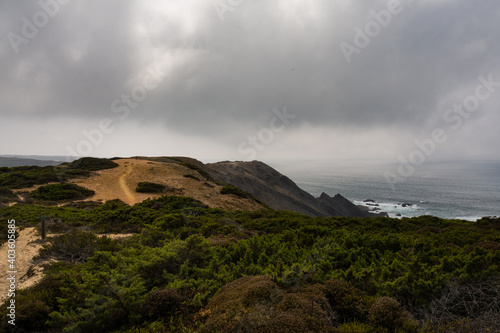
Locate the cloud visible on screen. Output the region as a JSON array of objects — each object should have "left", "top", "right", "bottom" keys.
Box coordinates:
[{"left": 1, "top": 0, "right": 499, "bottom": 161}]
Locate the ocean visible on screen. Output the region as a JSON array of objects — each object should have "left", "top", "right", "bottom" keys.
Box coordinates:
[{"left": 271, "top": 160, "right": 500, "bottom": 221}]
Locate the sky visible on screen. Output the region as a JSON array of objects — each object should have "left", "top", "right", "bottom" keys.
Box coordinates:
[{"left": 1, "top": 0, "right": 499, "bottom": 164}]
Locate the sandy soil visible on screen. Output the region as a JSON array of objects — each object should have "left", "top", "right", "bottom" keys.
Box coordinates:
[
  {"left": 0, "top": 227, "right": 49, "bottom": 302},
  {"left": 71, "top": 158, "right": 263, "bottom": 211}
]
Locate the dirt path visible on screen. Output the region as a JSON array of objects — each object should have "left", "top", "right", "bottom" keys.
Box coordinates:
[
  {"left": 0, "top": 227, "right": 47, "bottom": 302},
  {"left": 118, "top": 163, "right": 136, "bottom": 205}
]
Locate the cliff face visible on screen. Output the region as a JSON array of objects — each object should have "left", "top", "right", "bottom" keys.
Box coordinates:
[{"left": 206, "top": 160, "right": 383, "bottom": 218}]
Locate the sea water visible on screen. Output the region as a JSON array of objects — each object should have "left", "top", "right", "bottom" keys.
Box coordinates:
[{"left": 272, "top": 160, "right": 500, "bottom": 221}]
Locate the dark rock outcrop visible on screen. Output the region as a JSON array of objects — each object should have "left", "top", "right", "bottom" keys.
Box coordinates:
[{"left": 207, "top": 160, "right": 385, "bottom": 218}]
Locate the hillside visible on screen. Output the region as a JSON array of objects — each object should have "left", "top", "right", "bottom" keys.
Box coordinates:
[
  {"left": 0, "top": 157, "right": 499, "bottom": 332},
  {"left": 1, "top": 156, "right": 384, "bottom": 217},
  {"left": 206, "top": 160, "right": 385, "bottom": 218},
  {"left": 69, "top": 158, "right": 263, "bottom": 211}
]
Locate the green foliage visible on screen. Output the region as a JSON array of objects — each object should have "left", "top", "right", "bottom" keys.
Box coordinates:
[
  {"left": 37, "top": 229, "right": 120, "bottom": 263},
  {"left": 0, "top": 157, "right": 117, "bottom": 190},
  {"left": 67, "top": 157, "right": 119, "bottom": 171},
  {"left": 136, "top": 182, "right": 167, "bottom": 193},
  {"left": 0, "top": 195, "right": 499, "bottom": 332},
  {"left": 31, "top": 183, "right": 95, "bottom": 201},
  {"left": 0, "top": 165, "right": 73, "bottom": 189},
  {"left": 0, "top": 274, "right": 66, "bottom": 331}
]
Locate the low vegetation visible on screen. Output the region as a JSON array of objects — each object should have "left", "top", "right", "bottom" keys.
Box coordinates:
[
  {"left": 31, "top": 183, "right": 95, "bottom": 201},
  {"left": 183, "top": 174, "right": 201, "bottom": 181},
  {"left": 181, "top": 162, "right": 214, "bottom": 181},
  {"left": 135, "top": 182, "right": 167, "bottom": 193},
  {"left": 220, "top": 184, "right": 253, "bottom": 199},
  {"left": 66, "top": 157, "right": 119, "bottom": 171},
  {"left": 0, "top": 197, "right": 499, "bottom": 332},
  {"left": 0, "top": 157, "right": 118, "bottom": 190}
]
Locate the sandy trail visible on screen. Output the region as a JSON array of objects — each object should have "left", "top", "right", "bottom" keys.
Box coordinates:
[
  {"left": 0, "top": 227, "right": 47, "bottom": 302},
  {"left": 118, "top": 163, "right": 136, "bottom": 205}
]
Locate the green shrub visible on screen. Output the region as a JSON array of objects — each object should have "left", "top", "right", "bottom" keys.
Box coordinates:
[
  {"left": 0, "top": 165, "right": 73, "bottom": 189},
  {"left": 38, "top": 229, "right": 119, "bottom": 263},
  {"left": 0, "top": 274, "right": 65, "bottom": 332},
  {"left": 136, "top": 182, "right": 167, "bottom": 193},
  {"left": 31, "top": 183, "right": 95, "bottom": 201},
  {"left": 67, "top": 157, "right": 119, "bottom": 171}
]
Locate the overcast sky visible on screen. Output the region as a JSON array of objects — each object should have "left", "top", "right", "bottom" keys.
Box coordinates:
[{"left": 1, "top": 0, "right": 499, "bottom": 163}]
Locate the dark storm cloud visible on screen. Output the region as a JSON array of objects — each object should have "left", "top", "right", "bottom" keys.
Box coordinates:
[{"left": 1, "top": 0, "right": 499, "bottom": 159}]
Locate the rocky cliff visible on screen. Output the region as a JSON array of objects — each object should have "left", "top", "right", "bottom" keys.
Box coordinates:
[{"left": 206, "top": 160, "right": 385, "bottom": 218}]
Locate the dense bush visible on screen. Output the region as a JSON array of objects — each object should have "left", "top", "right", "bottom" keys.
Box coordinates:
[
  {"left": 0, "top": 165, "right": 72, "bottom": 189},
  {"left": 0, "top": 195, "right": 499, "bottom": 332},
  {"left": 31, "top": 183, "right": 95, "bottom": 201},
  {"left": 0, "top": 157, "right": 117, "bottom": 190},
  {"left": 37, "top": 229, "right": 120, "bottom": 263},
  {"left": 136, "top": 182, "right": 167, "bottom": 193},
  {"left": 67, "top": 157, "right": 119, "bottom": 171},
  {"left": 0, "top": 274, "right": 66, "bottom": 332}
]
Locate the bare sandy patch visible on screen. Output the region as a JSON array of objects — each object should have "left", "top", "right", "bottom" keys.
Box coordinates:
[{"left": 0, "top": 227, "right": 50, "bottom": 302}]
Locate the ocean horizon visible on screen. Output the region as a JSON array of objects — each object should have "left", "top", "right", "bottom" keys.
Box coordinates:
[{"left": 272, "top": 160, "right": 500, "bottom": 221}]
